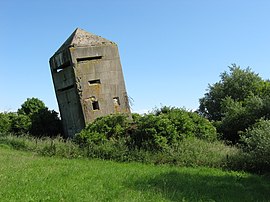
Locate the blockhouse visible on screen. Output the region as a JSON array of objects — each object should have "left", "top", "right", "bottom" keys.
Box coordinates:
[{"left": 49, "top": 28, "right": 130, "bottom": 137}]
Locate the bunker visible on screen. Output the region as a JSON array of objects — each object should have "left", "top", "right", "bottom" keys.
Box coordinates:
[{"left": 49, "top": 28, "right": 130, "bottom": 137}]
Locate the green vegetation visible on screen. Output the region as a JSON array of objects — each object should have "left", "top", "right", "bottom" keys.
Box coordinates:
[
  {"left": 237, "top": 119, "right": 270, "bottom": 173},
  {"left": 199, "top": 64, "right": 270, "bottom": 143},
  {"left": 0, "top": 98, "right": 62, "bottom": 137},
  {"left": 74, "top": 110, "right": 229, "bottom": 168},
  {"left": 0, "top": 133, "right": 237, "bottom": 169},
  {"left": 0, "top": 147, "right": 269, "bottom": 202},
  {"left": 77, "top": 108, "right": 217, "bottom": 152},
  {"left": 0, "top": 65, "right": 270, "bottom": 201}
]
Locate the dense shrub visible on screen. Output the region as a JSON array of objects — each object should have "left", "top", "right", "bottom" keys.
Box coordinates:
[
  {"left": 0, "top": 113, "right": 12, "bottom": 133},
  {"left": 218, "top": 95, "right": 270, "bottom": 143},
  {"left": 9, "top": 113, "right": 31, "bottom": 135},
  {"left": 153, "top": 107, "right": 217, "bottom": 141},
  {"left": 76, "top": 108, "right": 217, "bottom": 152},
  {"left": 238, "top": 119, "right": 270, "bottom": 173},
  {"left": 132, "top": 114, "right": 178, "bottom": 151},
  {"left": 77, "top": 114, "right": 131, "bottom": 144}
]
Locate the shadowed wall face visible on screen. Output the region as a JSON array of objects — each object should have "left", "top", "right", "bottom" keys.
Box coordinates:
[{"left": 50, "top": 28, "right": 130, "bottom": 137}]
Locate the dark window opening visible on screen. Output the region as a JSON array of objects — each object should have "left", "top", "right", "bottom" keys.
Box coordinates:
[
  {"left": 57, "top": 84, "right": 75, "bottom": 92},
  {"left": 55, "top": 61, "right": 71, "bottom": 73},
  {"left": 113, "top": 97, "right": 120, "bottom": 106},
  {"left": 92, "top": 101, "right": 100, "bottom": 110},
  {"left": 89, "top": 79, "right": 101, "bottom": 85},
  {"left": 77, "top": 56, "right": 102, "bottom": 62}
]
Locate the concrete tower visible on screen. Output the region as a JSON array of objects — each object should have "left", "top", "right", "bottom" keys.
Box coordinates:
[{"left": 49, "top": 28, "right": 130, "bottom": 137}]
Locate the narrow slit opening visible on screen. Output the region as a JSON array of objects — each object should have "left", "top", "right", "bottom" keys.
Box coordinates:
[
  {"left": 77, "top": 56, "right": 102, "bottom": 62},
  {"left": 89, "top": 79, "right": 101, "bottom": 85}
]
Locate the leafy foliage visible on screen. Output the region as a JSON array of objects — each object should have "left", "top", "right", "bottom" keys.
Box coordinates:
[
  {"left": 30, "top": 108, "right": 62, "bottom": 137},
  {"left": 76, "top": 107, "right": 217, "bottom": 152},
  {"left": 77, "top": 114, "right": 130, "bottom": 144},
  {"left": 239, "top": 119, "right": 270, "bottom": 172},
  {"left": 199, "top": 64, "right": 270, "bottom": 142},
  {"left": 199, "top": 64, "right": 264, "bottom": 121},
  {"left": 153, "top": 106, "right": 217, "bottom": 141},
  {"left": 0, "top": 113, "right": 12, "bottom": 134},
  {"left": 0, "top": 98, "right": 62, "bottom": 137},
  {"left": 9, "top": 113, "right": 32, "bottom": 135},
  {"left": 132, "top": 114, "right": 178, "bottom": 151},
  {"left": 17, "top": 97, "right": 46, "bottom": 117}
]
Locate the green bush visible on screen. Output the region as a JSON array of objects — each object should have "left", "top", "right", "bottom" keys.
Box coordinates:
[
  {"left": 77, "top": 107, "right": 217, "bottom": 152},
  {"left": 153, "top": 107, "right": 217, "bottom": 141},
  {"left": 77, "top": 114, "right": 131, "bottom": 144},
  {"left": 0, "top": 112, "right": 32, "bottom": 136},
  {"left": 77, "top": 108, "right": 217, "bottom": 153},
  {"left": 238, "top": 119, "right": 270, "bottom": 173},
  {"left": 0, "top": 113, "right": 12, "bottom": 133},
  {"left": 132, "top": 114, "right": 178, "bottom": 151},
  {"left": 9, "top": 113, "right": 31, "bottom": 135}
]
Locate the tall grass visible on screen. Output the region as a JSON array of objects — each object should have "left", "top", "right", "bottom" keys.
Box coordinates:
[
  {"left": 0, "top": 133, "right": 82, "bottom": 158},
  {"left": 0, "top": 133, "right": 239, "bottom": 170}
]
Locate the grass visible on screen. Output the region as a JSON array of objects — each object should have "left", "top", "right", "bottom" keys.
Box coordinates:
[
  {"left": 0, "top": 134, "right": 240, "bottom": 169},
  {"left": 0, "top": 145, "right": 269, "bottom": 202}
]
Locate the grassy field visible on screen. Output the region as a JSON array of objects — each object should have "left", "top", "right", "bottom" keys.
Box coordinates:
[{"left": 0, "top": 145, "right": 269, "bottom": 202}]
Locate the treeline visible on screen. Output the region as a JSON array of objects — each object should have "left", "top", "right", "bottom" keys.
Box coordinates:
[{"left": 0, "top": 98, "right": 62, "bottom": 137}]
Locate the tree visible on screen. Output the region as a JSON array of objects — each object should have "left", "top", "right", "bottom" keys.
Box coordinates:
[
  {"left": 9, "top": 113, "right": 31, "bottom": 135},
  {"left": 18, "top": 98, "right": 62, "bottom": 137},
  {"left": 18, "top": 97, "right": 46, "bottom": 117},
  {"left": 199, "top": 64, "right": 270, "bottom": 142},
  {"left": 199, "top": 64, "right": 263, "bottom": 121},
  {"left": 30, "top": 108, "right": 62, "bottom": 137},
  {"left": 0, "top": 112, "right": 12, "bottom": 134}
]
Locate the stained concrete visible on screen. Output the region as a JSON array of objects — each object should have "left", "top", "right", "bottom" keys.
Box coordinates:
[{"left": 49, "top": 28, "right": 130, "bottom": 137}]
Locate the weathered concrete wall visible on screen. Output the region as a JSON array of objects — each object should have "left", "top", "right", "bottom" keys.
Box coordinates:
[{"left": 49, "top": 28, "right": 130, "bottom": 137}]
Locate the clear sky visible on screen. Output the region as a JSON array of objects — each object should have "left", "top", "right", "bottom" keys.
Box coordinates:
[{"left": 1, "top": 0, "right": 270, "bottom": 113}]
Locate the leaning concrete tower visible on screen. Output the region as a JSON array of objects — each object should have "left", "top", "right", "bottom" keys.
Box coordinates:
[{"left": 49, "top": 28, "right": 130, "bottom": 137}]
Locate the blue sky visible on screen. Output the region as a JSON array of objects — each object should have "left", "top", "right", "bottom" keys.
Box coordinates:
[{"left": 1, "top": 0, "right": 270, "bottom": 113}]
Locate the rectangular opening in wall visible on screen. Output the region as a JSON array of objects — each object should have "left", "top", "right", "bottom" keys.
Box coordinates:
[
  {"left": 113, "top": 97, "right": 120, "bottom": 106},
  {"left": 77, "top": 56, "right": 102, "bottom": 63},
  {"left": 92, "top": 101, "right": 100, "bottom": 110},
  {"left": 89, "top": 79, "right": 101, "bottom": 85}
]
